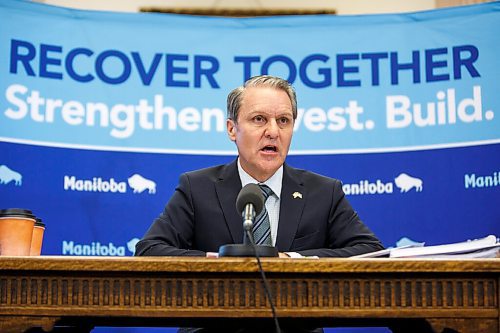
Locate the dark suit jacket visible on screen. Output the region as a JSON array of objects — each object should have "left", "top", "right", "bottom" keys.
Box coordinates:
[{"left": 136, "top": 160, "right": 383, "bottom": 257}]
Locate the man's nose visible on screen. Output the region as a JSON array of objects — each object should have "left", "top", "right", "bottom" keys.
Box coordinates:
[{"left": 265, "top": 119, "right": 279, "bottom": 138}]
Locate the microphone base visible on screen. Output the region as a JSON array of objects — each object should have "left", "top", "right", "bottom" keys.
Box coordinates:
[{"left": 218, "top": 244, "right": 278, "bottom": 257}]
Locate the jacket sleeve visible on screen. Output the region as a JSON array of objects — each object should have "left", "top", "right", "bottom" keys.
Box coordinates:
[
  {"left": 135, "top": 173, "right": 205, "bottom": 257},
  {"left": 295, "top": 179, "right": 384, "bottom": 257}
]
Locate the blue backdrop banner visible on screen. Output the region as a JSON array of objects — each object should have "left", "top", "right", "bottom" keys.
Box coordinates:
[
  {"left": 1, "top": 1, "right": 499, "bottom": 332},
  {"left": 1, "top": 0, "right": 499, "bottom": 154}
]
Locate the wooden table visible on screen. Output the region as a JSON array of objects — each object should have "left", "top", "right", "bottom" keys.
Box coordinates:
[{"left": 0, "top": 257, "right": 498, "bottom": 333}]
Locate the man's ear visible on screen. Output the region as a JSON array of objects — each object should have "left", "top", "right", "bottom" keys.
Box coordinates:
[{"left": 227, "top": 119, "right": 236, "bottom": 142}]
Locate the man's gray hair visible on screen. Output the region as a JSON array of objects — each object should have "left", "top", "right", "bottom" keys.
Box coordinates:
[{"left": 227, "top": 75, "right": 297, "bottom": 122}]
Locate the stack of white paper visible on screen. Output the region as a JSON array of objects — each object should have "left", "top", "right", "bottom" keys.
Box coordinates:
[
  {"left": 351, "top": 235, "right": 499, "bottom": 258},
  {"left": 390, "top": 235, "right": 499, "bottom": 258}
]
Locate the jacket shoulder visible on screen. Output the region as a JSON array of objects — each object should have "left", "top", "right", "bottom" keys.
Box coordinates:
[
  {"left": 286, "top": 165, "right": 341, "bottom": 186},
  {"left": 182, "top": 161, "right": 235, "bottom": 183}
]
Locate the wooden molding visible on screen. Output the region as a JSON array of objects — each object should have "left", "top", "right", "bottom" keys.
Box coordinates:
[
  {"left": 0, "top": 257, "right": 498, "bottom": 332},
  {"left": 139, "top": 7, "right": 336, "bottom": 17}
]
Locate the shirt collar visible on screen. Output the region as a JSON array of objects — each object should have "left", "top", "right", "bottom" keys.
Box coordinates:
[{"left": 237, "top": 158, "right": 283, "bottom": 199}]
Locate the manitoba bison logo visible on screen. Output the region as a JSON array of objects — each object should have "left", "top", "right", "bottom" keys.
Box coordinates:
[
  {"left": 394, "top": 173, "right": 423, "bottom": 193},
  {"left": 0, "top": 165, "right": 22, "bottom": 186},
  {"left": 127, "top": 174, "right": 156, "bottom": 194}
]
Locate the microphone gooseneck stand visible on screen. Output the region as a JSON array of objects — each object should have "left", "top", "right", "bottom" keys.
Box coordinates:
[
  {"left": 218, "top": 183, "right": 281, "bottom": 333},
  {"left": 244, "top": 228, "right": 282, "bottom": 333}
]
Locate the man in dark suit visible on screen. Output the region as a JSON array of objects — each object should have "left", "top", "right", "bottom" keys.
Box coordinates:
[{"left": 136, "top": 75, "right": 383, "bottom": 258}]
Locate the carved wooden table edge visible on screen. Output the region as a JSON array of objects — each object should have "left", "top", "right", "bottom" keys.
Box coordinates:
[
  {"left": 1, "top": 256, "right": 499, "bottom": 272},
  {"left": 0, "top": 257, "right": 498, "bottom": 333}
]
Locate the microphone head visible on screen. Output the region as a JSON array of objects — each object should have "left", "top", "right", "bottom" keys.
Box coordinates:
[{"left": 236, "top": 183, "right": 264, "bottom": 215}]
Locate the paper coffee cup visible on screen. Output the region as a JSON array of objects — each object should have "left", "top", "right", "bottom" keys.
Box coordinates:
[
  {"left": 0, "top": 208, "right": 36, "bottom": 256},
  {"left": 30, "top": 218, "right": 45, "bottom": 256}
]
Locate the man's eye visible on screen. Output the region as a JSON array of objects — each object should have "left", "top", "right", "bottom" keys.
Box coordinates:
[
  {"left": 254, "top": 116, "right": 265, "bottom": 123},
  {"left": 279, "top": 117, "right": 290, "bottom": 125}
]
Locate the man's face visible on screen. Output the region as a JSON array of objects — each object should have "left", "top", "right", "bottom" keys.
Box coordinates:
[{"left": 227, "top": 86, "right": 294, "bottom": 182}]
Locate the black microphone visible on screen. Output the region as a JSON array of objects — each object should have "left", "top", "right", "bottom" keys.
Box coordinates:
[
  {"left": 236, "top": 183, "right": 264, "bottom": 232},
  {"left": 218, "top": 184, "right": 278, "bottom": 258}
]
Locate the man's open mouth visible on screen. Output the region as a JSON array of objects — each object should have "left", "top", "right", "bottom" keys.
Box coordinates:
[{"left": 261, "top": 145, "right": 277, "bottom": 152}]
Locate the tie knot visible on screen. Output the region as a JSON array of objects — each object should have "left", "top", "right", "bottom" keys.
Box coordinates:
[{"left": 258, "top": 184, "right": 273, "bottom": 200}]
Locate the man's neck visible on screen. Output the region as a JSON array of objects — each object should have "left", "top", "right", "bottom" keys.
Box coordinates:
[
  {"left": 237, "top": 158, "right": 283, "bottom": 199},
  {"left": 239, "top": 165, "right": 274, "bottom": 183}
]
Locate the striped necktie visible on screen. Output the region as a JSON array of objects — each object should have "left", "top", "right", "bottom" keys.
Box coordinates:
[{"left": 253, "top": 184, "right": 273, "bottom": 246}]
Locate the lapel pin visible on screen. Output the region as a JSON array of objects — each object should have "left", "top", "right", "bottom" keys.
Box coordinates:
[{"left": 292, "top": 191, "right": 303, "bottom": 199}]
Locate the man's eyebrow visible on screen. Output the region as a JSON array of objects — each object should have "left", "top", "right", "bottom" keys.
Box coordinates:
[
  {"left": 276, "top": 111, "right": 294, "bottom": 117},
  {"left": 246, "top": 108, "right": 292, "bottom": 116}
]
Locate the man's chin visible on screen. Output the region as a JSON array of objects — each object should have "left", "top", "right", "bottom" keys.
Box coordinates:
[
  {"left": 258, "top": 160, "right": 284, "bottom": 175},
  {"left": 241, "top": 156, "right": 284, "bottom": 181}
]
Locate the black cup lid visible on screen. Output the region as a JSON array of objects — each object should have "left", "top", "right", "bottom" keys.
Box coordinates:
[
  {"left": 0, "top": 208, "right": 36, "bottom": 220},
  {"left": 35, "top": 217, "right": 45, "bottom": 227}
]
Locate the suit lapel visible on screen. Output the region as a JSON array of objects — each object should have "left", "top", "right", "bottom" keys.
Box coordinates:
[
  {"left": 215, "top": 160, "right": 243, "bottom": 243},
  {"left": 276, "top": 164, "right": 305, "bottom": 252}
]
